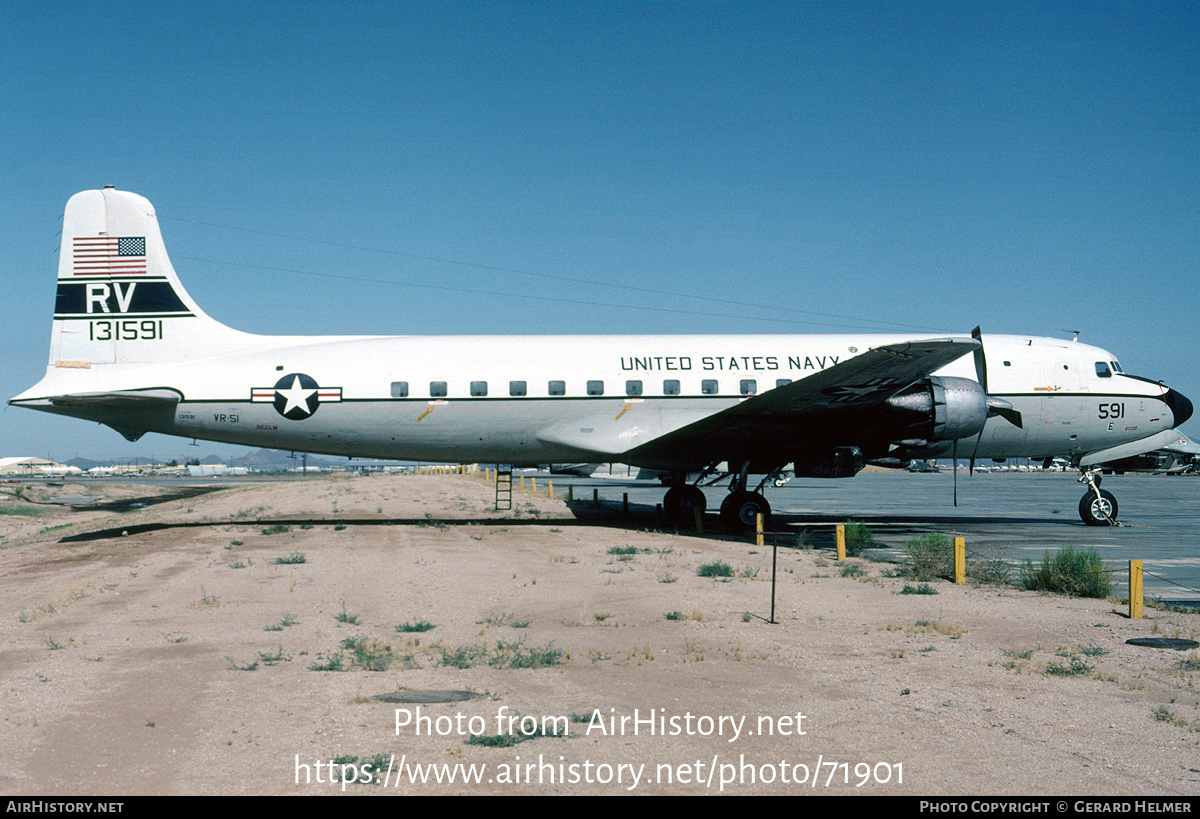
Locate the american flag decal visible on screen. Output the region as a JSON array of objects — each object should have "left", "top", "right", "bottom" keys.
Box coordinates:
[{"left": 73, "top": 236, "right": 147, "bottom": 275}]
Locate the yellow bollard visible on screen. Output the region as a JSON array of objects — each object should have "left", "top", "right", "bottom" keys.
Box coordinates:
[
  {"left": 953, "top": 537, "right": 966, "bottom": 584},
  {"left": 756, "top": 513, "right": 764, "bottom": 548},
  {"left": 836, "top": 524, "right": 846, "bottom": 561},
  {"left": 532, "top": 477, "right": 537, "bottom": 494},
  {"left": 548, "top": 480, "right": 553, "bottom": 498},
  {"left": 1130, "top": 560, "right": 1143, "bottom": 619}
]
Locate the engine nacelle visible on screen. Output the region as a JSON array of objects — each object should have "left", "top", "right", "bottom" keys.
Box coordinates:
[
  {"left": 793, "top": 446, "right": 865, "bottom": 478},
  {"left": 883, "top": 376, "right": 988, "bottom": 446}
]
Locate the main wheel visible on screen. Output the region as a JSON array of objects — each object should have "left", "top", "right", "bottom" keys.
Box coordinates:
[
  {"left": 1079, "top": 489, "right": 1118, "bottom": 526},
  {"left": 719, "top": 490, "right": 771, "bottom": 531},
  {"left": 663, "top": 485, "right": 706, "bottom": 521}
]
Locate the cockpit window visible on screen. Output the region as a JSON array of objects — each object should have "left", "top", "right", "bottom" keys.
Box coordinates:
[
  {"left": 1111, "top": 361, "right": 1123, "bottom": 373},
  {"left": 1095, "top": 362, "right": 1112, "bottom": 378}
]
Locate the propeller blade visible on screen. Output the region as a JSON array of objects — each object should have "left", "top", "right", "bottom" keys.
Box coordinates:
[
  {"left": 972, "top": 326, "right": 988, "bottom": 394},
  {"left": 992, "top": 406, "right": 1024, "bottom": 429},
  {"left": 974, "top": 327, "right": 1024, "bottom": 429},
  {"left": 953, "top": 439, "right": 958, "bottom": 507},
  {"left": 986, "top": 395, "right": 1024, "bottom": 429}
]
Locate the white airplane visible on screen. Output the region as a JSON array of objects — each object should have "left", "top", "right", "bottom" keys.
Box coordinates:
[{"left": 10, "top": 188, "right": 1194, "bottom": 528}]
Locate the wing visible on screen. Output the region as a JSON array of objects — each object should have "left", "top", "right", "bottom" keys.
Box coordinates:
[
  {"left": 623, "top": 337, "right": 980, "bottom": 468},
  {"left": 1079, "top": 428, "right": 1200, "bottom": 467}
]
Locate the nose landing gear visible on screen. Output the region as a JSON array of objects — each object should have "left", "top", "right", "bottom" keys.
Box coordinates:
[{"left": 1078, "top": 469, "right": 1118, "bottom": 526}]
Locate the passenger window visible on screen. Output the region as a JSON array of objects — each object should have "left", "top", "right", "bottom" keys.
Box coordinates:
[
  {"left": 390, "top": 381, "right": 408, "bottom": 398},
  {"left": 548, "top": 380, "right": 565, "bottom": 396},
  {"left": 587, "top": 380, "right": 604, "bottom": 396},
  {"left": 701, "top": 379, "right": 719, "bottom": 395},
  {"left": 776, "top": 379, "right": 792, "bottom": 388},
  {"left": 626, "top": 380, "right": 643, "bottom": 397},
  {"left": 663, "top": 379, "right": 680, "bottom": 395},
  {"left": 740, "top": 379, "right": 757, "bottom": 395},
  {"left": 430, "top": 381, "right": 447, "bottom": 398},
  {"left": 1095, "top": 362, "right": 1112, "bottom": 378},
  {"left": 470, "top": 381, "right": 488, "bottom": 396},
  {"left": 510, "top": 381, "right": 526, "bottom": 396}
]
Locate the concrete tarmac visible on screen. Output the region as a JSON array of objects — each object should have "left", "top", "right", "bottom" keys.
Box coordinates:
[{"left": 558, "top": 470, "right": 1200, "bottom": 604}]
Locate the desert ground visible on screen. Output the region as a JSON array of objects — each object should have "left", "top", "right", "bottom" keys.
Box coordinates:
[{"left": 1, "top": 472, "right": 1198, "bottom": 796}]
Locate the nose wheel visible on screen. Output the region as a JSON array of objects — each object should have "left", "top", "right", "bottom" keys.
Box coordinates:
[
  {"left": 1079, "top": 488, "right": 1118, "bottom": 526},
  {"left": 1078, "top": 469, "right": 1118, "bottom": 526}
]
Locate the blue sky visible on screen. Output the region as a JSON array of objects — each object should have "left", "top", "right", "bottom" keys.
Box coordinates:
[{"left": 2, "top": 1, "right": 1197, "bottom": 461}]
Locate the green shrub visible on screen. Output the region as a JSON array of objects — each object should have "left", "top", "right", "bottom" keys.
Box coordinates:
[
  {"left": 308, "top": 653, "right": 345, "bottom": 672},
  {"left": 340, "top": 635, "right": 397, "bottom": 671},
  {"left": 905, "top": 533, "right": 952, "bottom": 581},
  {"left": 843, "top": 521, "right": 874, "bottom": 556},
  {"left": 487, "top": 640, "right": 563, "bottom": 669},
  {"left": 1044, "top": 657, "right": 1093, "bottom": 676},
  {"left": 697, "top": 561, "right": 733, "bottom": 578},
  {"left": 1019, "top": 546, "right": 1112, "bottom": 598}
]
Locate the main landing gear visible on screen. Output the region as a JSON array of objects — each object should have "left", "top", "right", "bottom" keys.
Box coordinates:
[
  {"left": 663, "top": 482, "right": 707, "bottom": 521},
  {"left": 662, "top": 464, "right": 773, "bottom": 531},
  {"left": 1078, "top": 469, "right": 1118, "bottom": 526}
]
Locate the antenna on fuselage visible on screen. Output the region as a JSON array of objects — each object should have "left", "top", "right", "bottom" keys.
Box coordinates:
[{"left": 1058, "top": 328, "right": 1081, "bottom": 342}]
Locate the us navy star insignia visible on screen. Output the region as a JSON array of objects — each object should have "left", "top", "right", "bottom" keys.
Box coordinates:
[
  {"left": 252, "top": 373, "right": 342, "bottom": 420},
  {"left": 821, "top": 378, "right": 902, "bottom": 403}
]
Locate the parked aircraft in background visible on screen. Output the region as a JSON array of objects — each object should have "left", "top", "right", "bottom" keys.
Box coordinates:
[{"left": 10, "top": 189, "right": 1193, "bottom": 527}]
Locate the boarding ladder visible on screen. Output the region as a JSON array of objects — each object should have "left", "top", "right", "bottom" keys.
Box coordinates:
[{"left": 494, "top": 465, "right": 513, "bottom": 511}]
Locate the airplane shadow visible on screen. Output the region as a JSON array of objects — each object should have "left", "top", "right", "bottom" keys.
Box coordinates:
[{"left": 56, "top": 498, "right": 1089, "bottom": 548}]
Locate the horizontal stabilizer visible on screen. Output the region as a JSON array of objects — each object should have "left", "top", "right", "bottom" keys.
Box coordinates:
[{"left": 42, "top": 388, "right": 182, "bottom": 409}]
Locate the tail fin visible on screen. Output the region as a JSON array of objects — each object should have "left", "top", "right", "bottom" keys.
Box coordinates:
[{"left": 51, "top": 187, "right": 254, "bottom": 366}]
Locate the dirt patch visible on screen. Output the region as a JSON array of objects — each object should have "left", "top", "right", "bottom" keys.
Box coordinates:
[{"left": 1, "top": 473, "right": 1198, "bottom": 795}]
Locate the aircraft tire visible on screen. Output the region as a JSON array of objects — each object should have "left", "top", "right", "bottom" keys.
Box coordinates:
[
  {"left": 720, "top": 490, "right": 771, "bottom": 531},
  {"left": 1079, "top": 489, "right": 1118, "bottom": 526},
  {"left": 664, "top": 485, "right": 706, "bottom": 521}
]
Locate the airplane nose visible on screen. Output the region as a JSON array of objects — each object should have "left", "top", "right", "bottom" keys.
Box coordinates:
[{"left": 1164, "top": 388, "right": 1193, "bottom": 427}]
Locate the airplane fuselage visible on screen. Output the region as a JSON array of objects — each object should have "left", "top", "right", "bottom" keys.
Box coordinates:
[{"left": 21, "top": 330, "right": 1174, "bottom": 469}]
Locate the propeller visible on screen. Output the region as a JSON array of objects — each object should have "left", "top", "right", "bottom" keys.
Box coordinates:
[{"left": 969, "top": 327, "right": 1024, "bottom": 476}]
